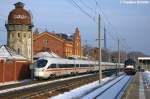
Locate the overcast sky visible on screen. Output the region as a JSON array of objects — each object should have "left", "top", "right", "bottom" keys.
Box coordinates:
[{"left": 0, "top": 0, "right": 150, "bottom": 55}]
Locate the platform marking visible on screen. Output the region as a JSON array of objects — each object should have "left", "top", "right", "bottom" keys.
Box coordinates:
[{"left": 139, "top": 72, "right": 146, "bottom": 99}]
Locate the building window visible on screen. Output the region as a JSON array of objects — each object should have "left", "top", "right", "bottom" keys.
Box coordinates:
[
  {"left": 43, "top": 39, "right": 48, "bottom": 46},
  {"left": 18, "top": 48, "right": 20, "bottom": 54},
  {"left": 24, "top": 33, "right": 26, "bottom": 37},
  {"left": 28, "top": 34, "right": 31, "bottom": 38},
  {"left": 18, "top": 33, "right": 20, "bottom": 37}
]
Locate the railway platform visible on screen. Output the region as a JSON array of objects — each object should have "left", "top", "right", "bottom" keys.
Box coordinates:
[{"left": 122, "top": 72, "right": 150, "bottom": 99}]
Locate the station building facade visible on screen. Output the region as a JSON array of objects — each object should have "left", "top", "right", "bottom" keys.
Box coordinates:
[{"left": 33, "top": 27, "right": 81, "bottom": 58}]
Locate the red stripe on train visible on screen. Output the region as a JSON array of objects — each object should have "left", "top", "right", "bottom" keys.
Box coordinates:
[{"left": 45, "top": 67, "right": 90, "bottom": 72}]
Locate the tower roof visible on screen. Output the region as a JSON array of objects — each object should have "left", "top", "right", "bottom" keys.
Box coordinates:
[
  {"left": 14, "top": 2, "right": 25, "bottom": 8},
  {"left": 8, "top": 2, "right": 31, "bottom": 25},
  {"left": 74, "top": 27, "right": 80, "bottom": 39},
  {"left": 75, "top": 27, "right": 80, "bottom": 33}
]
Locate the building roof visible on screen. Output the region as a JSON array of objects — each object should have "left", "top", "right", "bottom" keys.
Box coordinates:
[
  {"left": 33, "top": 32, "right": 64, "bottom": 42},
  {"left": 0, "top": 45, "right": 26, "bottom": 60},
  {"left": 8, "top": 2, "right": 31, "bottom": 25},
  {"left": 34, "top": 51, "right": 60, "bottom": 58},
  {"left": 55, "top": 33, "right": 74, "bottom": 41},
  {"left": 138, "top": 57, "right": 150, "bottom": 60},
  {"left": 34, "top": 32, "right": 74, "bottom": 43}
]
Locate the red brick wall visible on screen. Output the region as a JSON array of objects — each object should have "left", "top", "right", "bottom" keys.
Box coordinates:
[
  {"left": 16, "top": 61, "right": 30, "bottom": 80},
  {"left": 64, "top": 43, "right": 73, "bottom": 57},
  {"left": 4, "top": 60, "right": 15, "bottom": 82},
  {"left": 0, "top": 59, "right": 30, "bottom": 83},
  {"left": 33, "top": 33, "right": 65, "bottom": 57},
  {"left": 0, "top": 60, "right": 4, "bottom": 82}
]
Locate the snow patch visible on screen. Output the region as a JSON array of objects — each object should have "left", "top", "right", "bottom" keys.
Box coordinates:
[
  {"left": 143, "top": 71, "right": 150, "bottom": 85},
  {"left": 0, "top": 45, "right": 26, "bottom": 59},
  {"left": 0, "top": 74, "right": 94, "bottom": 94},
  {"left": 51, "top": 76, "right": 114, "bottom": 99},
  {"left": 34, "top": 51, "right": 60, "bottom": 58}
]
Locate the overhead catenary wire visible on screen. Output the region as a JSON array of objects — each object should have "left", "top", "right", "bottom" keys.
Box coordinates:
[
  {"left": 67, "top": 0, "right": 96, "bottom": 22},
  {"left": 67, "top": 0, "right": 118, "bottom": 49},
  {"left": 66, "top": 0, "right": 131, "bottom": 52},
  {"left": 79, "top": 0, "right": 96, "bottom": 14},
  {"left": 94, "top": 0, "right": 132, "bottom": 51}
]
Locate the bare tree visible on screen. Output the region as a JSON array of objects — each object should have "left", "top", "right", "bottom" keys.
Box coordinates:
[{"left": 127, "top": 51, "right": 145, "bottom": 62}]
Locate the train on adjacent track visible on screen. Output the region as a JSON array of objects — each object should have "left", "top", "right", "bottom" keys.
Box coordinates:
[
  {"left": 124, "top": 58, "right": 136, "bottom": 75},
  {"left": 33, "top": 57, "right": 124, "bottom": 79}
]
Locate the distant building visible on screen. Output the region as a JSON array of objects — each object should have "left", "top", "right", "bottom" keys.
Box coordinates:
[
  {"left": 33, "top": 27, "right": 81, "bottom": 58},
  {"left": 5, "top": 2, "right": 33, "bottom": 60}
]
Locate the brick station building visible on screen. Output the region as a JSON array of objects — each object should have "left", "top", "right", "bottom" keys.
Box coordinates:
[{"left": 33, "top": 27, "right": 81, "bottom": 58}]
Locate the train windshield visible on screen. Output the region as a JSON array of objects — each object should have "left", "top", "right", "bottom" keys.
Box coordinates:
[
  {"left": 36, "top": 59, "right": 48, "bottom": 68},
  {"left": 125, "top": 58, "right": 135, "bottom": 66}
]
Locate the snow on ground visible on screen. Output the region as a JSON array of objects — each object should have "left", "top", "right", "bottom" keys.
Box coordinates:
[
  {"left": 143, "top": 71, "right": 150, "bottom": 85},
  {"left": 82, "top": 75, "right": 130, "bottom": 99},
  {"left": 0, "top": 73, "right": 94, "bottom": 94},
  {"left": 0, "top": 79, "right": 31, "bottom": 87},
  {"left": 51, "top": 76, "right": 115, "bottom": 99}
]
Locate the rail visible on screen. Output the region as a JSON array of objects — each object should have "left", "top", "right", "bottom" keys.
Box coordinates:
[
  {"left": 114, "top": 76, "right": 132, "bottom": 99},
  {"left": 81, "top": 75, "right": 132, "bottom": 99},
  {"left": 93, "top": 75, "right": 126, "bottom": 99},
  {"left": 0, "top": 73, "right": 98, "bottom": 98}
]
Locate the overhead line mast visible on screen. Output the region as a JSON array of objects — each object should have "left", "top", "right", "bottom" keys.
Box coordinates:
[{"left": 98, "top": 14, "right": 102, "bottom": 83}]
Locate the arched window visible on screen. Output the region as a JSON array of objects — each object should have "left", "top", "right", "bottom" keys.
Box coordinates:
[
  {"left": 43, "top": 39, "right": 48, "bottom": 46},
  {"left": 24, "top": 33, "right": 26, "bottom": 37},
  {"left": 18, "top": 33, "right": 20, "bottom": 37},
  {"left": 18, "top": 48, "right": 20, "bottom": 54}
]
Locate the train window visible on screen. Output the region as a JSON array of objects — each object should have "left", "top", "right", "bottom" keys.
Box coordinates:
[
  {"left": 69, "top": 64, "right": 74, "bottom": 68},
  {"left": 91, "top": 65, "right": 95, "bottom": 67},
  {"left": 76, "top": 64, "right": 79, "bottom": 67},
  {"left": 58, "top": 64, "right": 75, "bottom": 68},
  {"left": 57, "top": 64, "right": 63, "bottom": 68},
  {"left": 36, "top": 59, "right": 48, "bottom": 68},
  {"left": 48, "top": 64, "right": 56, "bottom": 69},
  {"left": 80, "top": 64, "right": 89, "bottom": 67}
]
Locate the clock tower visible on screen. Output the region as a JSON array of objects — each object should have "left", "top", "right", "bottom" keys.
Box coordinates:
[
  {"left": 73, "top": 27, "right": 81, "bottom": 56},
  {"left": 5, "top": 2, "right": 33, "bottom": 60}
]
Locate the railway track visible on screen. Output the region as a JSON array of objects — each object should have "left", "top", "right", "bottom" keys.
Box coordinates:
[
  {"left": 0, "top": 73, "right": 99, "bottom": 99},
  {"left": 0, "top": 70, "right": 115, "bottom": 91},
  {"left": 24, "top": 74, "right": 98, "bottom": 99},
  {"left": 81, "top": 75, "right": 132, "bottom": 99},
  {"left": 0, "top": 70, "right": 117, "bottom": 99}
]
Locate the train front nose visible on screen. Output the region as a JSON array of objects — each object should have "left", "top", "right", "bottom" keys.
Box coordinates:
[
  {"left": 34, "top": 69, "right": 45, "bottom": 78},
  {"left": 33, "top": 59, "right": 48, "bottom": 79}
]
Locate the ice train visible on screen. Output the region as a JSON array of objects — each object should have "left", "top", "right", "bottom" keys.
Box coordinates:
[{"left": 34, "top": 57, "right": 124, "bottom": 79}]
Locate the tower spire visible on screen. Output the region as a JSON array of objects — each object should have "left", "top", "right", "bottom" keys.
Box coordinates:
[
  {"left": 14, "top": 2, "right": 24, "bottom": 8},
  {"left": 75, "top": 27, "right": 80, "bottom": 33}
]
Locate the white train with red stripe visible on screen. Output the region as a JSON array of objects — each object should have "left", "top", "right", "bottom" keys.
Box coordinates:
[{"left": 34, "top": 57, "right": 122, "bottom": 79}]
